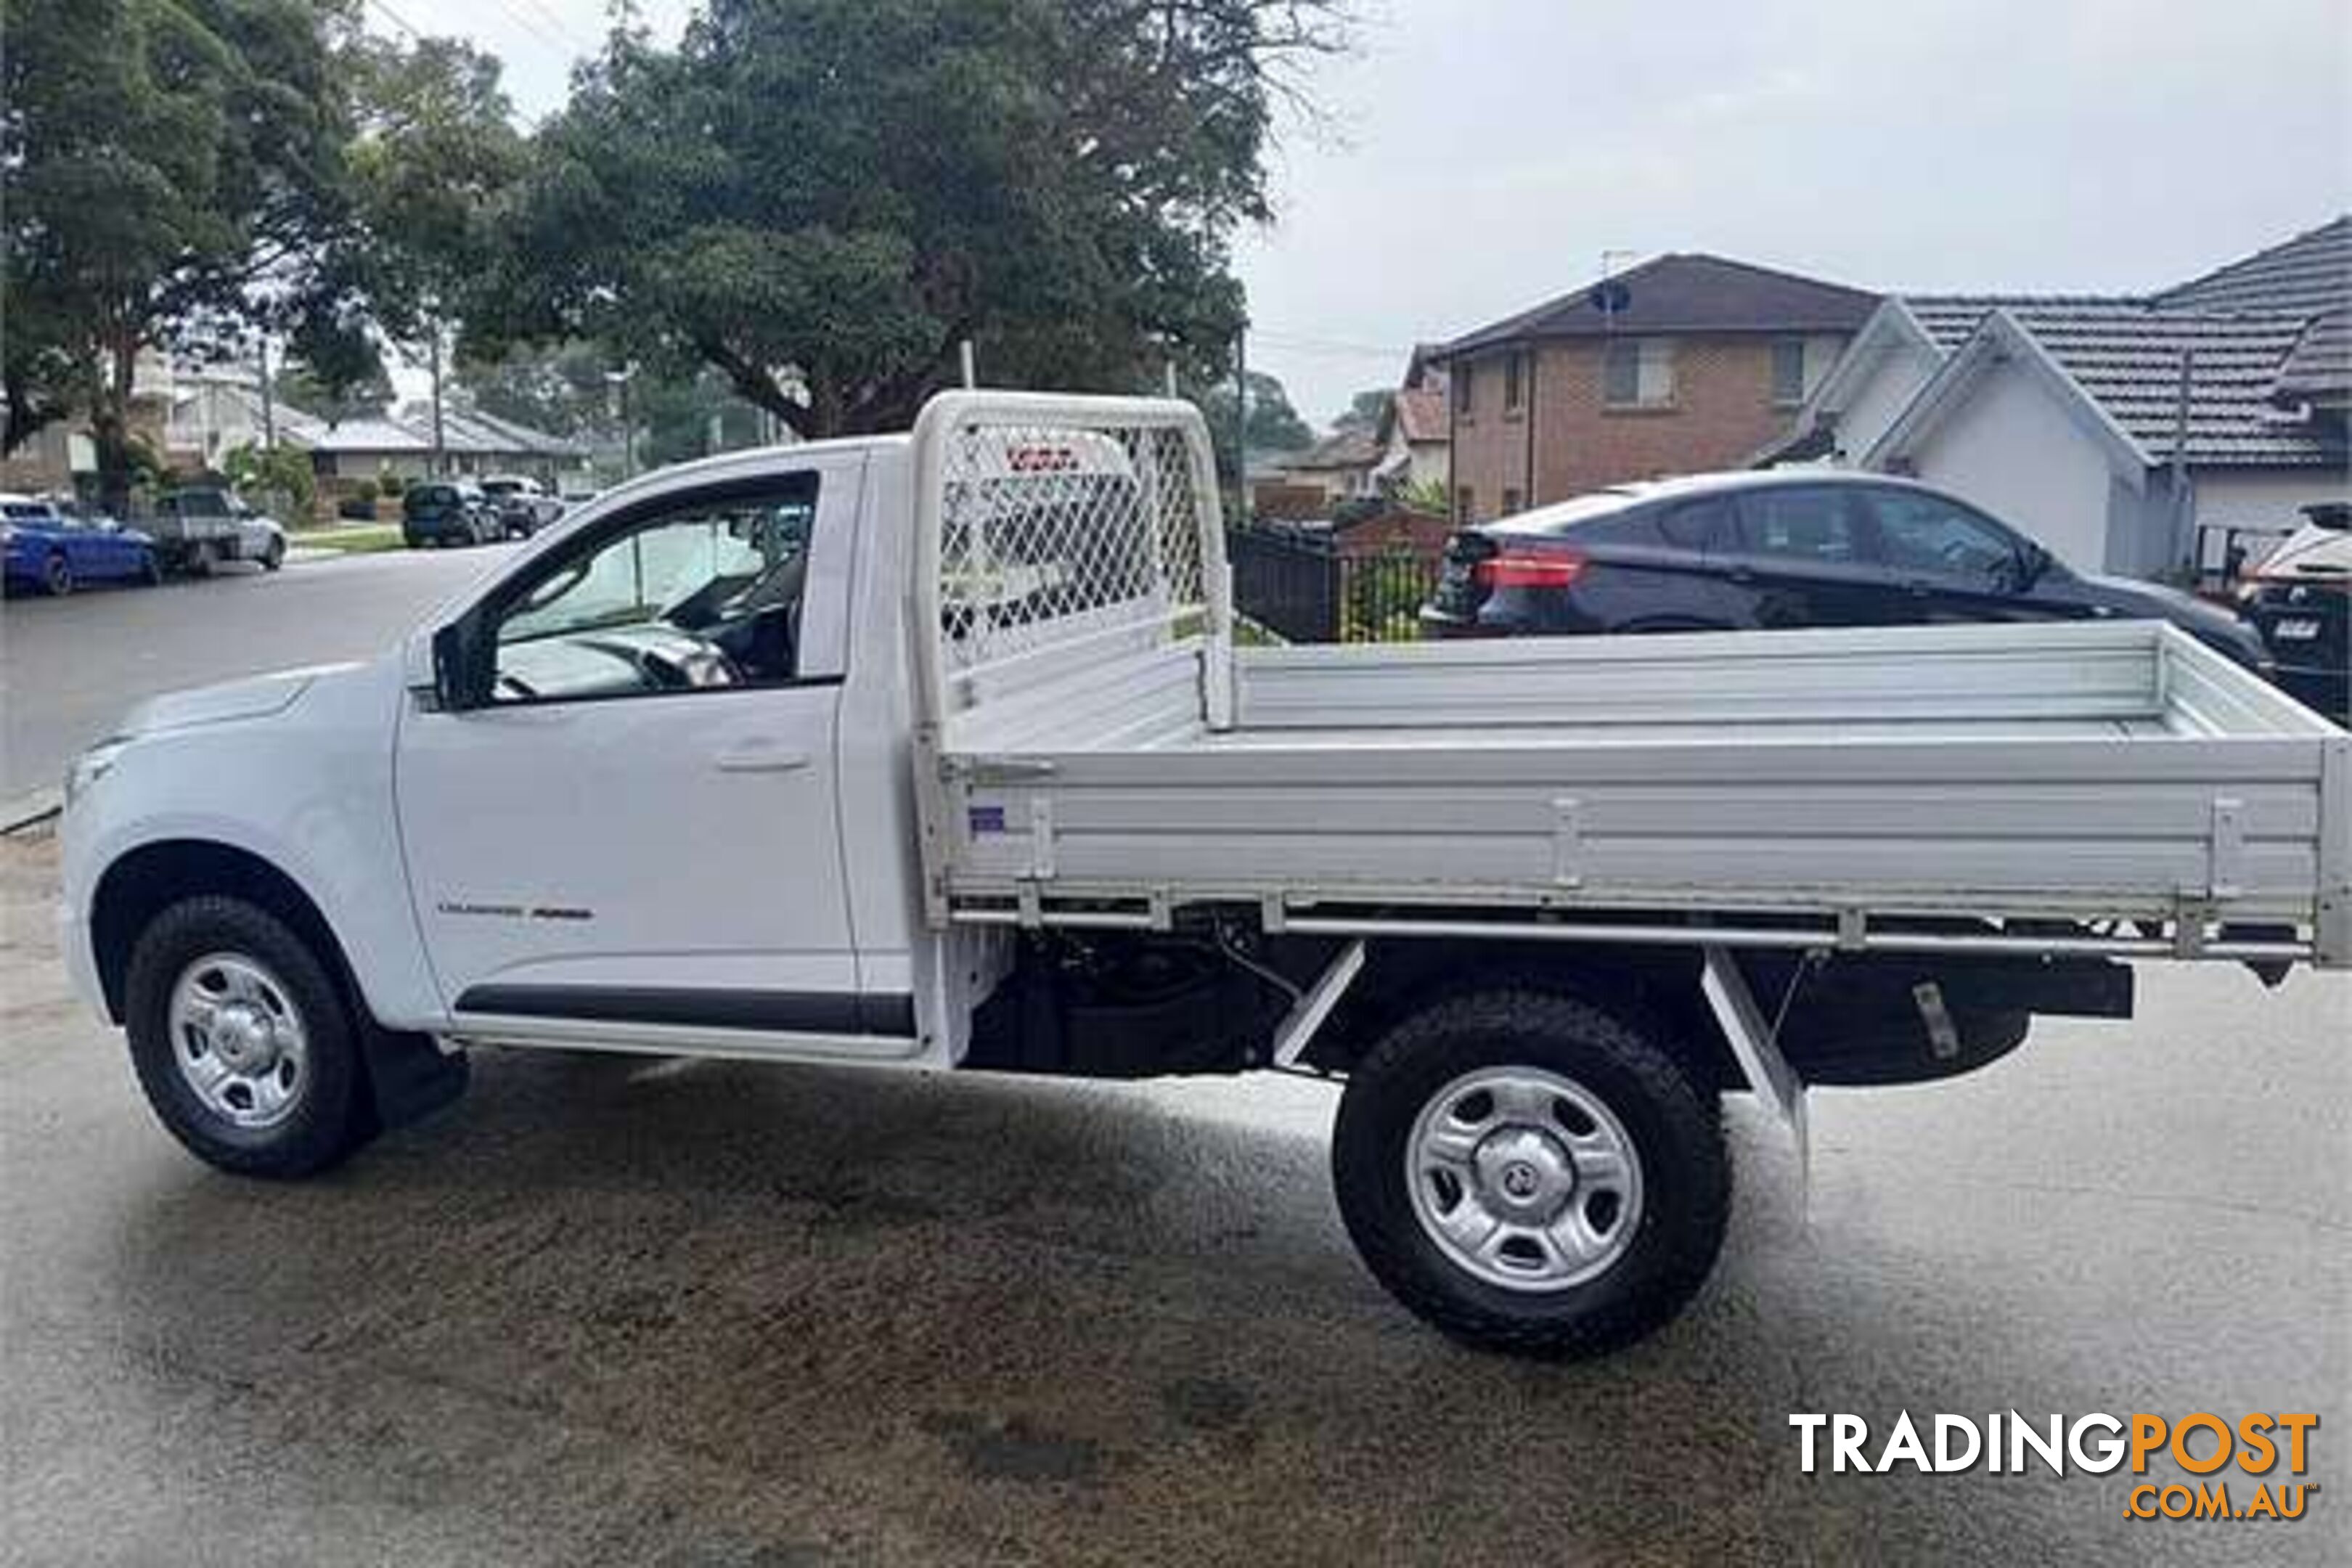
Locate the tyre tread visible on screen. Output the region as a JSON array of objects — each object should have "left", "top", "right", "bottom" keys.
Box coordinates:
[{"left": 1334, "top": 986, "right": 1729, "bottom": 1359}]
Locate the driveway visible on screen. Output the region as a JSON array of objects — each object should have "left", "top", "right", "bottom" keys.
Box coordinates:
[
  {"left": 2, "top": 827, "right": 2343, "bottom": 1566},
  {"left": 2, "top": 539, "right": 2343, "bottom": 1564}
]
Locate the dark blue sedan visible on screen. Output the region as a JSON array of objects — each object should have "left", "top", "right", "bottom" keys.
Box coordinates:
[{"left": 1, "top": 494, "right": 161, "bottom": 596}]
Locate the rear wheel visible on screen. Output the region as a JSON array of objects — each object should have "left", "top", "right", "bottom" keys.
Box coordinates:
[
  {"left": 141, "top": 550, "right": 164, "bottom": 586},
  {"left": 1332, "top": 987, "right": 1728, "bottom": 1358},
  {"left": 123, "top": 897, "right": 371, "bottom": 1178},
  {"left": 41, "top": 551, "right": 72, "bottom": 596}
]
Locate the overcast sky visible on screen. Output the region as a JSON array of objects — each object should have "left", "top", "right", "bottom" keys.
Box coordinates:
[{"left": 387, "top": 0, "right": 2350, "bottom": 430}]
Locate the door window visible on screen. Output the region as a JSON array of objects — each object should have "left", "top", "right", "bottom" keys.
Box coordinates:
[
  {"left": 487, "top": 475, "right": 820, "bottom": 703},
  {"left": 1657, "top": 497, "right": 1733, "bottom": 551},
  {"left": 1736, "top": 487, "right": 1864, "bottom": 565},
  {"left": 1865, "top": 490, "right": 2021, "bottom": 586}
]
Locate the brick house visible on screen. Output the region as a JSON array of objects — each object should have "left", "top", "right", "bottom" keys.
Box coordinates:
[{"left": 1434, "top": 253, "right": 1879, "bottom": 522}]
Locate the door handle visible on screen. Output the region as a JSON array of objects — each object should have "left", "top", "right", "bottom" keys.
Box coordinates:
[{"left": 713, "top": 741, "right": 812, "bottom": 774}]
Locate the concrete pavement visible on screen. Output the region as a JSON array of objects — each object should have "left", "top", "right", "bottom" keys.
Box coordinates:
[{"left": 2, "top": 830, "right": 2344, "bottom": 1566}]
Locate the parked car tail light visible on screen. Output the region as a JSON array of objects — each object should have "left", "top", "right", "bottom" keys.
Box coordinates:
[{"left": 1475, "top": 548, "right": 1587, "bottom": 589}]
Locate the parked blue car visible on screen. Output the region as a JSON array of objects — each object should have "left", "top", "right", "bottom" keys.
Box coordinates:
[{"left": 1, "top": 494, "right": 162, "bottom": 595}]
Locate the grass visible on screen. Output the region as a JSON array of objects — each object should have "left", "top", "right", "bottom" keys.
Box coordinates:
[{"left": 291, "top": 523, "right": 405, "bottom": 554}]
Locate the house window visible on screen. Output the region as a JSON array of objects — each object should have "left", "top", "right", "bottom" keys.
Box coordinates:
[
  {"left": 1771, "top": 338, "right": 1808, "bottom": 407},
  {"left": 1455, "top": 484, "right": 1474, "bottom": 521},
  {"left": 1604, "top": 338, "right": 1675, "bottom": 409},
  {"left": 1501, "top": 486, "right": 1524, "bottom": 516},
  {"left": 1503, "top": 352, "right": 1525, "bottom": 415},
  {"left": 1453, "top": 364, "right": 1475, "bottom": 420}
]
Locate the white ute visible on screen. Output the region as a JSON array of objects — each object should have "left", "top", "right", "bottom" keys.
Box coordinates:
[{"left": 59, "top": 393, "right": 2351, "bottom": 1357}]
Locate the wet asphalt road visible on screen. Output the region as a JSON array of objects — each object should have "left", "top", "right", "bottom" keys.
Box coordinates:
[
  {"left": 3, "top": 548, "right": 2348, "bottom": 1563},
  {"left": 1, "top": 830, "right": 2345, "bottom": 1567},
  {"left": 1, "top": 542, "right": 517, "bottom": 799}
]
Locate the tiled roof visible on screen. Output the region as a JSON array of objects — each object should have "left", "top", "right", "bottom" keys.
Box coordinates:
[
  {"left": 1391, "top": 386, "right": 1447, "bottom": 444},
  {"left": 309, "top": 407, "right": 588, "bottom": 460},
  {"left": 2274, "top": 311, "right": 2352, "bottom": 407},
  {"left": 307, "top": 416, "right": 434, "bottom": 455},
  {"left": 2155, "top": 216, "right": 2351, "bottom": 319},
  {"left": 1283, "top": 429, "right": 1381, "bottom": 471},
  {"left": 1443, "top": 253, "right": 1879, "bottom": 354},
  {"left": 1901, "top": 298, "right": 2333, "bottom": 467}
]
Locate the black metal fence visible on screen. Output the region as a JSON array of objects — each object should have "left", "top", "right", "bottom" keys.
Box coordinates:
[{"left": 1228, "top": 525, "right": 1443, "bottom": 643}]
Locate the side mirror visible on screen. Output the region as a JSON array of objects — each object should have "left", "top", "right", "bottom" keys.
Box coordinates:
[{"left": 431, "top": 620, "right": 485, "bottom": 711}]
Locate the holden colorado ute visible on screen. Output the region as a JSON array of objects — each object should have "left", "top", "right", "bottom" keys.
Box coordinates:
[{"left": 58, "top": 393, "right": 2350, "bottom": 1358}]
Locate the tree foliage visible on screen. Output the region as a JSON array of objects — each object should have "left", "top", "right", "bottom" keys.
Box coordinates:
[
  {"left": 1191, "top": 367, "right": 1312, "bottom": 482},
  {"left": 273, "top": 354, "right": 394, "bottom": 425},
  {"left": 1, "top": 1, "right": 522, "bottom": 501},
  {"left": 3, "top": 0, "right": 360, "bottom": 492},
  {"left": 471, "top": 0, "right": 1348, "bottom": 438},
  {"left": 221, "top": 437, "right": 316, "bottom": 515},
  {"left": 1331, "top": 388, "right": 1391, "bottom": 436}
]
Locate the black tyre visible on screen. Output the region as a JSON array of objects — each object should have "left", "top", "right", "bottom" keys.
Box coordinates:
[
  {"left": 141, "top": 550, "right": 164, "bottom": 586},
  {"left": 262, "top": 537, "right": 285, "bottom": 571},
  {"left": 1332, "top": 987, "right": 1729, "bottom": 1359},
  {"left": 42, "top": 551, "right": 72, "bottom": 596},
  {"left": 123, "top": 896, "right": 372, "bottom": 1179}
]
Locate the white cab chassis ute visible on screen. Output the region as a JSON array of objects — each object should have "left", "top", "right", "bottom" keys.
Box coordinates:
[{"left": 60, "top": 394, "right": 2350, "bottom": 1358}]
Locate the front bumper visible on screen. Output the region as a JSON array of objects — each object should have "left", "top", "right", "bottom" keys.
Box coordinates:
[{"left": 54, "top": 896, "right": 110, "bottom": 1025}]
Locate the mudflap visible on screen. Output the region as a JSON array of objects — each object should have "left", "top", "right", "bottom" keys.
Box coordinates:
[{"left": 357, "top": 1022, "right": 469, "bottom": 1135}]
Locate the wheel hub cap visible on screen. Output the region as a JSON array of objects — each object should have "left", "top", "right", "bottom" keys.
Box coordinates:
[
  {"left": 1403, "top": 1066, "right": 1645, "bottom": 1293},
  {"left": 168, "top": 952, "right": 309, "bottom": 1130},
  {"left": 1476, "top": 1127, "right": 1575, "bottom": 1220}
]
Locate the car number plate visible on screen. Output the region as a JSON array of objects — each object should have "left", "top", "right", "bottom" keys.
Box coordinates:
[{"left": 2274, "top": 618, "right": 2321, "bottom": 641}]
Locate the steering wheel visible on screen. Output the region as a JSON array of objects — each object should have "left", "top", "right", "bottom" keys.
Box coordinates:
[{"left": 633, "top": 638, "right": 740, "bottom": 690}]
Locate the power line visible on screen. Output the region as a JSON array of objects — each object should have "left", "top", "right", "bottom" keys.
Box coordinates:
[{"left": 364, "top": 0, "right": 420, "bottom": 38}]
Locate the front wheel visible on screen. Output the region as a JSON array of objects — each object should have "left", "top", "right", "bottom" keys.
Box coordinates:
[
  {"left": 1332, "top": 987, "right": 1729, "bottom": 1358},
  {"left": 262, "top": 537, "right": 285, "bottom": 571},
  {"left": 42, "top": 551, "right": 72, "bottom": 596},
  {"left": 123, "top": 897, "right": 372, "bottom": 1178}
]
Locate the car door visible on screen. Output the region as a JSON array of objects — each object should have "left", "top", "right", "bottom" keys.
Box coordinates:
[
  {"left": 393, "top": 452, "right": 902, "bottom": 1048},
  {"left": 1857, "top": 486, "right": 2069, "bottom": 625},
  {"left": 1720, "top": 485, "right": 1890, "bottom": 628},
  {"left": 53, "top": 510, "right": 113, "bottom": 578}
]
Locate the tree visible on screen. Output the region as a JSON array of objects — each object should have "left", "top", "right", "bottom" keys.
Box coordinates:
[
  {"left": 1191, "top": 367, "right": 1312, "bottom": 483},
  {"left": 274, "top": 355, "right": 394, "bottom": 426},
  {"left": 454, "top": 341, "right": 614, "bottom": 438},
  {"left": 1, "top": 0, "right": 365, "bottom": 505},
  {"left": 1331, "top": 388, "right": 1391, "bottom": 436},
  {"left": 1, "top": 5, "right": 522, "bottom": 499},
  {"left": 221, "top": 438, "right": 316, "bottom": 517},
  {"left": 472, "top": 0, "right": 1349, "bottom": 439}
]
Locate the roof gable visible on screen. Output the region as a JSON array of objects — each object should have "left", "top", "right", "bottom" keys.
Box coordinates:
[
  {"left": 2274, "top": 311, "right": 2351, "bottom": 408},
  {"left": 1870, "top": 304, "right": 2336, "bottom": 473},
  {"left": 1443, "top": 252, "right": 1879, "bottom": 354}
]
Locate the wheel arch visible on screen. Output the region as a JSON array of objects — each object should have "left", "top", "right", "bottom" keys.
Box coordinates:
[
  {"left": 1297, "top": 938, "right": 1739, "bottom": 1093},
  {"left": 90, "top": 839, "right": 356, "bottom": 1027}
]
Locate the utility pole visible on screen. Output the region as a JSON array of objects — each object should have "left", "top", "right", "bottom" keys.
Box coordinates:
[
  {"left": 256, "top": 335, "right": 276, "bottom": 450},
  {"left": 427, "top": 320, "right": 446, "bottom": 478},
  {"left": 1233, "top": 326, "right": 1248, "bottom": 516},
  {"left": 605, "top": 366, "right": 637, "bottom": 479}
]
